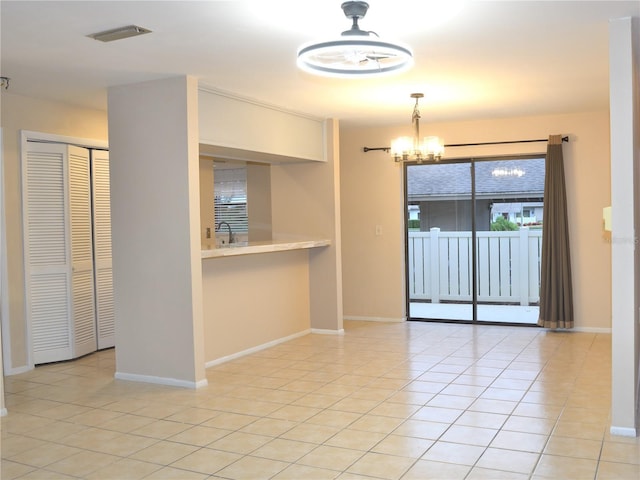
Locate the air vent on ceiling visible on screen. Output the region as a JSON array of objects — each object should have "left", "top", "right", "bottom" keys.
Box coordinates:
[{"left": 87, "top": 25, "right": 151, "bottom": 43}]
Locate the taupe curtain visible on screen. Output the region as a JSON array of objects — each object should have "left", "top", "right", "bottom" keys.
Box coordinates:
[{"left": 538, "top": 135, "right": 574, "bottom": 329}]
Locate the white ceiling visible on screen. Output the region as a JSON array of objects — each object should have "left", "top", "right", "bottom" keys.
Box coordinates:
[{"left": 1, "top": 0, "right": 638, "bottom": 127}]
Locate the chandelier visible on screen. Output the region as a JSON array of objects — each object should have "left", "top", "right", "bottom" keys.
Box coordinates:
[
  {"left": 296, "top": 1, "right": 413, "bottom": 78},
  {"left": 391, "top": 93, "right": 444, "bottom": 163}
]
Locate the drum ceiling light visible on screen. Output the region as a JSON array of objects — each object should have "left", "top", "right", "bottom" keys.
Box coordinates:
[{"left": 296, "top": 1, "right": 413, "bottom": 78}]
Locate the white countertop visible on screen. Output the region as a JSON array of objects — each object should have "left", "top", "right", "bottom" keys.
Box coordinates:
[{"left": 202, "top": 238, "right": 331, "bottom": 259}]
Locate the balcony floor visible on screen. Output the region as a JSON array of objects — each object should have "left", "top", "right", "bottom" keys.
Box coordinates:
[{"left": 410, "top": 302, "right": 540, "bottom": 324}]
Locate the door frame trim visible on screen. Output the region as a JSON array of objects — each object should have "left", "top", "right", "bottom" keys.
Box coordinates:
[
  {"left": 403, "top": 153, "right": 546, "bottom": 325},
  {"left": 8, "top": 131, "right": 108, "bottom": 372}
]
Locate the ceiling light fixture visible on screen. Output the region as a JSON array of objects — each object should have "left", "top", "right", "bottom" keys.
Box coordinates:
[
  {"left": 296, "top": 1, "right": 413, "bottom": 77},
  {"left": 391, "top": 93, "right": 444, "bottom": 163},
  {"left": 87, "top": 25, "right": 152, "bottom": 43}
]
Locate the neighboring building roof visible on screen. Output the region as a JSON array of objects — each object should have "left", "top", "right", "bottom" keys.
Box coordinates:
[
  {"left": 407, "top": 158, "right": 545, "bottom": 200},
  {"left": 491, "top": 202, "right": 543, "bottom": 215}
]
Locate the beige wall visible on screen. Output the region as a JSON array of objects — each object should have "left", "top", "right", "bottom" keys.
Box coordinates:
[
  {"left": 247, "top": 163, "right": 272, "bottom": 242},
  {"left": 340, "top": 125, "right": 406, "bottom": 321},
  {"left": 271, "top": 119, "right": 343, "bottom": 332},
  {"left": 199, "top": 157, "right": 215, "bottom": 244},
  {"left": 202, "top": 250, "right": 310, "bottom": 363},
  {"left": 1, "top": 93, "right": 108, "bottom": 371},
  {"left": 341, "top": 111, "right": 612, "bottom": 331}
]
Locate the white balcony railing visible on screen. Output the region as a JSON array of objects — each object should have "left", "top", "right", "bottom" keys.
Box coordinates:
[{"left": 408, "top": 227, "right": 542, "bottom": 305}]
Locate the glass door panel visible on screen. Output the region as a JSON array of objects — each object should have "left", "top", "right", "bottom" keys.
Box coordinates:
[
  {"left": 407, "top": 161, "right": 473, "bottom": 321},
  {"left": 473, "top": 158, "right": 544, "bottom": 324}
]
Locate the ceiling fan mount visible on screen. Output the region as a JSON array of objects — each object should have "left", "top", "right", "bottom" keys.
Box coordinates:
[{"left": 341, "top": 1, "right": 370, "bottom": 36}]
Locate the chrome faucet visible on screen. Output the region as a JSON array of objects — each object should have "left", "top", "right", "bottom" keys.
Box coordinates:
[{"left": 216, "top": 221, "right": 235, "bottom": 244}]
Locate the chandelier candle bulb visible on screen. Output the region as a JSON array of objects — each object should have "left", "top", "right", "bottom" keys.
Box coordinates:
[
  {"left": 424, "top": 136, "right": 445, "bottom": 159},
  {"left": 391, "top": 137, "right": 413, "bottom": 161}
]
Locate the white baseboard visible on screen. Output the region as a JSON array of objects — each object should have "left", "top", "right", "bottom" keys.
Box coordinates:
[
  {"left": 610, "top": 425, "right": 637, "bottom": 437},
  {"left": 344, "top": 315, "right": 406, "bottom": 323},
  {"left": 4, "top": 364, "right": 33, "bottom": 376},
  {"left": 205, "top": 329, "right": 311, "bottom": 368},
  {"left": 0, "top": 408, "right": 7, "bottom": 417},
  {"left": 311, "top": 328, "right": 345, "bottom": 335},
  {"left": 114, "top": 372, "right": 208, "bottom": 389},
  {"left": 523, "top": 326, "right": 612, "bottom": 334},
  {"left": 573, "top": 327, "right": 612, "bottom": 333}
]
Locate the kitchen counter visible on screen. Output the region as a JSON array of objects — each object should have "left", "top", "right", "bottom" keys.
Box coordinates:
[{"left": 201, "top": 238, "right": 331, "bottom": 259}]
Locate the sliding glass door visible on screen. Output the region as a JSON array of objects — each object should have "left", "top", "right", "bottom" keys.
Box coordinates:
[
  {"left": 407, "top": 161, "right": 473, "bottom": 321},
  {"left": 406, "top": 156, "right": 544, "bottom": 324}
]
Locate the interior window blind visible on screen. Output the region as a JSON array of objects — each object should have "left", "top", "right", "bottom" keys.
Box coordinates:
[{"left": 214, "top": 167, "right": 248, "bottom": 233}]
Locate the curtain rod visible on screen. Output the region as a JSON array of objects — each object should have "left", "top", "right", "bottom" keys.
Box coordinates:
[{"left": 363, "top": 135, "right": 569, "bottom": 153}]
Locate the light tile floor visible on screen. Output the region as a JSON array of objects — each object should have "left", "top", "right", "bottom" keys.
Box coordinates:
[{"left": 2, "top": 320, "right": 639, "bottom": 479}]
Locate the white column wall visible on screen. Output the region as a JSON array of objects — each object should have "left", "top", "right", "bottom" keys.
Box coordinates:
[
  {"left": 108, "top": 76, "right": 206, "bottom": 388},
  {"left": 610, "top": 16, "right": 639, "bottom": 436}
]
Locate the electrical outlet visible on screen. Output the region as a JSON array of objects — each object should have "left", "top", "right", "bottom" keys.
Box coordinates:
[{"left": 206, "top": 227, "right": 211, "bottom": 239}]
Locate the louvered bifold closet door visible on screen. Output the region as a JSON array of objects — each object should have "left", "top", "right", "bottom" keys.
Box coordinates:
[
  {"left": 91, "top": 150, "right": 114, "bottom": 349},
  {"left": 23, "top": 143, "right": 72, "bottom": 364},
  {"left": 23, "top": 143, "right": 98, "bottom": 364},
  {"left": 68, "top": 146, "right": 97, "bottom": 358}
]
